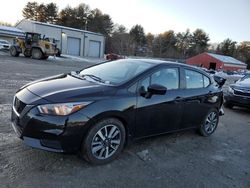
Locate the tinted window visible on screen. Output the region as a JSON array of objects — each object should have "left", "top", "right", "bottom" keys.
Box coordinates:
[
  {"left": 141, "top": 77, "right": 150, "bottom": 89},
  {"left": 140, "top": 68, "right": 179, "bottom": 90},
  {"left": 151, "top": 68, "right": 179, "bottom": 89},
  {"left": 80, "top": 60, "right": 153, "bottom": 85},
  {"left": 185, "top": 69, "right": 210, "bottom": 89},
  {"left": 128, "top": 83, "right": 137, "bottom": 93},
  {"left": 203, "top": 75, "right": 210, "bottom": 87}
]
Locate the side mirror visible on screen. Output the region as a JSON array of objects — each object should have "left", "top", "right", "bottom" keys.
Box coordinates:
[
  {"left": 147, "top": 84, "right": 167, "bottom": 95},
  {"left": 213, "top": 75, "right": 226, "bottom": 88},
  {"left": 139, "top": 86, "right": 147, "bottom": 97}
]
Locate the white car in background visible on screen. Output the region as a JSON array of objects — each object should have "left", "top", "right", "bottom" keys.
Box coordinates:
[{"left": 0, "top": 39, "right": 11, "bottom": 50}]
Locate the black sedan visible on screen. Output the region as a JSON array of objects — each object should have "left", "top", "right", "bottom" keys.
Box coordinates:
[
  {"left": 224, "top": 73, "right": 250, "bottom": 108},
  {"left": 11, "top": 59, "right": 224, "bottom": 164}
]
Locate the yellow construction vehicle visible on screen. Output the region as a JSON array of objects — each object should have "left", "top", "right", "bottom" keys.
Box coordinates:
[{"left": 10, "top": 32, "right": 57, "bottom": 60}]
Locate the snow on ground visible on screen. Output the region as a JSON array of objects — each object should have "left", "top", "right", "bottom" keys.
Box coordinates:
[
  {"left": 59, "top": 54, "right": 105, "bottom": 64},
  {"left": 0, "top": 50, "right": 9, "bottom": 56},
  {"left": 0, "top": 50, "right": 104, "bottom": 64},
  {"left": 215, "top": 71, "right": 244, "bottom": 80}
]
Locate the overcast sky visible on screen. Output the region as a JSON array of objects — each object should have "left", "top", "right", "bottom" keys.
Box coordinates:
[{"left": 0, "top": 0, "right": 249, "bottom": 43}]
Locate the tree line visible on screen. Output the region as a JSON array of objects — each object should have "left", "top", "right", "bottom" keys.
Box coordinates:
[{"left": 15, "top": 2, "right": 249, "bottom": 67}]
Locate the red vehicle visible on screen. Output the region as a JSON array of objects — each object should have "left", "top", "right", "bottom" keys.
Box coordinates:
[{"left": 106, "top": 53, "right": 125, "bottom": 61}]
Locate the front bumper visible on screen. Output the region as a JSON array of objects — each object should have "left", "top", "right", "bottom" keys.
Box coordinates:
[
  {"left": 11, "top": 97, "right": 90, "bottom": 153},
  {"left": 224, "top": 93, "right": 250, "bottom": 108}
]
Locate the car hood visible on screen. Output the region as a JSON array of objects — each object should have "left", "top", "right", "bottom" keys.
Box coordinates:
[
  {"left": 26, "top": 74, "right": 115, "bottom": 103},
  {"left": 232, "top": 79, "right": 250, "bottom": 89}
]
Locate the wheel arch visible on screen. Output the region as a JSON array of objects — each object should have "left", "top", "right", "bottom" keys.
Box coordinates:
[
  {"left": 32, "top": 46, "right": 43, "bottom": 53},
  {"left": 81, "top": 110, "right": 132, "bottom": 148}
]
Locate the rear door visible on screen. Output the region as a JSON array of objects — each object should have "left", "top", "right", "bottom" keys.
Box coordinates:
[{"left": 180, "top": 68, "right": 214, "bottom": 129}]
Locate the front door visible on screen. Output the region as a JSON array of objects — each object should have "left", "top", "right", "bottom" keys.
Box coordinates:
[{"left": 135, "top": 67, "right": 184, "bottom": 138}]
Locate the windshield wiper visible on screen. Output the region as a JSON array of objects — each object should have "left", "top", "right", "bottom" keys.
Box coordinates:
[
  {"left": 81, "top": 74, "right": 106, "bottom": 83},
  {"left": 70, "top": 72, "right": 110, "bottom": 84}
]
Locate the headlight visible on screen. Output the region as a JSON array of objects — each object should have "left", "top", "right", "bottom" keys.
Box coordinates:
[
  {"left": 228, "top": 86, "right": 234, "bottom": 94},
  {"left": 37, "top": 102, "right": 92, "bottom": 116}
]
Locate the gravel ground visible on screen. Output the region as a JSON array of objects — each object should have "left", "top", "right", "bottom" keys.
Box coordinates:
[{"left": 0, "top": 52, "right": 250, "bottom": 188}]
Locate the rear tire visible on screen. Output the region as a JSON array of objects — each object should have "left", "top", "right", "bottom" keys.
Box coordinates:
[
  {"left": 10, "top": 46, "right": 19, "bottom": 57},
  {"left": 56, "top": 48, "right": 61, "bottom": 57},
  {"left": 199, "top": 109, "right": 219, "bottom": 137},
  {"left": 32, "top": 48, "right": 43, "bottom": 60},
  {"left": 81, "top": 118, "right": 126, "bottom": 165}
]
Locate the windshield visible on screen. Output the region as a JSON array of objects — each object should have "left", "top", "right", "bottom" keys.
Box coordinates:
[
  {"left": 79, "top": 59, "right": 154, "bottom": 85},
  {"left": 240, "top": 74, "right": 250, "bottom": 83}
]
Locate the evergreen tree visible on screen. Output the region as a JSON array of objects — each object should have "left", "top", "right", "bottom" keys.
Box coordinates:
[
  {"left": 45, "top": 3, "right": 58, "bottom": 24},
  {"left": 35, "top": 3, "right": 47, "bottom": 22},
  {"left": 190, "top": 29, "right": 210, "bottom": 55},
  {"left": 57, "top": 6, "right": 77, "bottom": 27},
  {"left": 129, "top": 25, "right": 146, "bottom": 55},
  {"left": 22, "top": 1, "right": 39, "bottom": 20},
  {"left": 216, "top": 38, "right": 237, "bottom": 56},
  {"left": 176, "top": 29, "right": 192, "bottom": 58},
  {"left": 88, "top": 9, "right": 113, "bottom": 35},
  {"left": 129, "top": 25, "right": 146, "bottom": 46}
]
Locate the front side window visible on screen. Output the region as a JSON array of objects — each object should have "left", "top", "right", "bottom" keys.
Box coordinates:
[
  {"left": 185, "top": 69, "right": 210, "bottom": 89},
  {"left": 140, "top": 67, "right": 179, "bottom": 90}
]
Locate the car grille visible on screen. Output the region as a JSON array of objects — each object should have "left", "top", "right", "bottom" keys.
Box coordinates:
[
  {"left": 14, "top": 97, "right": 26, "bottom": 114},
  {"left": 234, "top": 89, "right": 250, "bottom": 98}
]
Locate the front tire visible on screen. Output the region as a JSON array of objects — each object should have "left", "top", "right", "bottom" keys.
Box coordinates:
[
  {"left": 81, "top": 118, "right": 126, "bottom": 165},
  {"left": 32, "top": 48, "right": 43, "bottom": 59},
  {"left": 199, "top": 109, "right": 219, "bottom": 137}
]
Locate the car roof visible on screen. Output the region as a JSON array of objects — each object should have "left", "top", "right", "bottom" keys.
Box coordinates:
[
  {"left": 129, "top": 59, "right": 211, "bottom": 78},
  {"left": 129, "top": 58, "right": 197, "bottom": 69}
]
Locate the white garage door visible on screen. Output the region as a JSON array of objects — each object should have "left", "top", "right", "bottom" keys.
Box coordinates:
[
  {"left": 88, "top": 40, "right": 101, "bottom": 57},
  {"left": 67, "top": 37, "right": 80, "bottom": 56}
]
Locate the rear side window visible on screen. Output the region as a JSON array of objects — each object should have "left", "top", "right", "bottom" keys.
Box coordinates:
[
  {"left": 185, "top": 69, "right": 210, "bottom": 89},
  {"left": 203, "top": 76, "right": 210, "bottom": 87}
]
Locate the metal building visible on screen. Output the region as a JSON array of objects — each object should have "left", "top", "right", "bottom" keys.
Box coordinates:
[
  {"left": 0, "top": 26, "right": 25, "bottom": 44},
  {"left": 187, "top": 52, "right": 247, "bottom": 71},
  {"left": 16, "top": 19, "right": 105, "bottom": 58}
]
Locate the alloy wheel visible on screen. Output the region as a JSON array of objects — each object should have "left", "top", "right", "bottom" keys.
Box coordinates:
[
  {"left": 204, "top": 112, "right": 218, "bottom": 134},
  {"left": 91, "top": 124, "right": 121, "bottom": 160}
]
